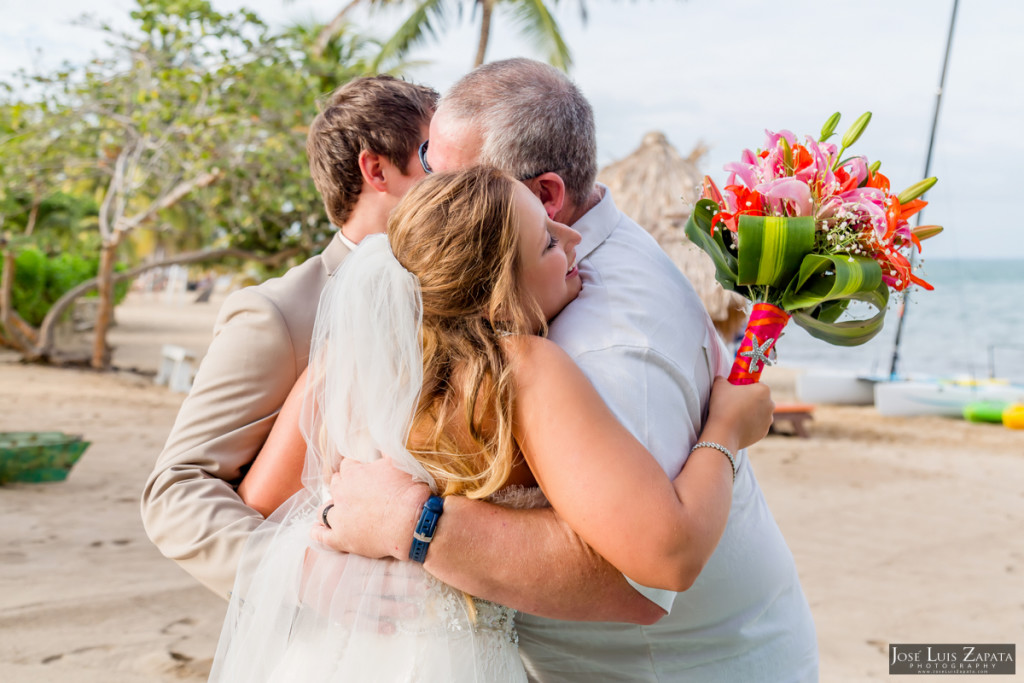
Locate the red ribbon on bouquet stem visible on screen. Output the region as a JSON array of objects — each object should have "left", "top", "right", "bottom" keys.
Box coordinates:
[{"left": 728, "top": 303, "right": 791, "bottom": 385}]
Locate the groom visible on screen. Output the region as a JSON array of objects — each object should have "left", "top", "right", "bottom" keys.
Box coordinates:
[
  {"left": 141, "top": 75, "right": 438, "bottom": 595},
  {"left": 316, "top": 59, "right": 819, "bottom": 681}
]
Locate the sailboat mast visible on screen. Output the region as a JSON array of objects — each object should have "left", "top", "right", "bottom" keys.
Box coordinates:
[{"left": 888, "top": 0, "right": 960, "bottom": 380}]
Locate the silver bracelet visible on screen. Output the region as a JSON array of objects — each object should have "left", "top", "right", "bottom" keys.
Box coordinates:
[{"left": 690, "top": 441, "right": 737, "bottom": 482}]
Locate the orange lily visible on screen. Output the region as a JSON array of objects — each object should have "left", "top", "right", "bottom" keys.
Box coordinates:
[
  {"left": 834, "top": 166, "right": 860, "bottom": 194},
  {"left": 878, "top": 247, "right": 934, "bottom": 291},
  {"left": 701, "top": 176, "right": 766, "bottom": 234},
  {"left": 865, "top": 170, "right": 891, "bottom": 193},
  {"left": 791, "top": 144, "right": 814, "bottom": 173},
  {"left": 883, "top": 195, "right": 928, "bottom": 242},
  {"left": 701, "top": 175, "right": 725, "bottom": 206}
]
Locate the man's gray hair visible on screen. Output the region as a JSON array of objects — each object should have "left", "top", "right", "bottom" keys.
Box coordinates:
[{"left": 442, "top": 58, "right": 597, "bottom": 207}]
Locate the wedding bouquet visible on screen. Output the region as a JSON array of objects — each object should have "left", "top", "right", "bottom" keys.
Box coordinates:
[{"left": 685, "top": 112, "right": 942, "bottom": 384}]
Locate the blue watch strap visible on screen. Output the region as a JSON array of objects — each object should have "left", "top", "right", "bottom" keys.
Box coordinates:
[{"left": 409, "top": 495, "right": 444, "bottom": 563}]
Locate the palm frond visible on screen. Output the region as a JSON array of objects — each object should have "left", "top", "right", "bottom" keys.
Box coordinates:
[
  {"left": 546, "top": 0, "right": 589, "bottom": 24},
  {"left": 373, "top": 0, "right": 452, "bottom": 70},
  {"left": 504, "top": 0, "right": 572, "bottom": 70}
]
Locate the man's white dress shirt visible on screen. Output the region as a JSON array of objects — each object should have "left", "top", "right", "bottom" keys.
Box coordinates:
[{"left": 515, "top": 187, "right": 819, "bottom": 682}]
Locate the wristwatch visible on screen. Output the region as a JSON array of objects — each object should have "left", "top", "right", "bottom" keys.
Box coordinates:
[{"left": 409, "top": 495, "right": 444, "bottom": 563}]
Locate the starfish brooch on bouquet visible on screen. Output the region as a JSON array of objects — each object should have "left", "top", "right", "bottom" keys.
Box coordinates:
[{"left": 740, "top": 335, "right": 776, "bottom": 374}]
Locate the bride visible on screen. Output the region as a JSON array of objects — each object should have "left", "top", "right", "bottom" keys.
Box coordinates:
[{"left": 210, "top": 166, "right": 774, "bottom": 681}]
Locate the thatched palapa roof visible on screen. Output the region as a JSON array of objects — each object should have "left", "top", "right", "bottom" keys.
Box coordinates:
[{"left": 598, "top": 131, "right": 747, "bottom": 341}]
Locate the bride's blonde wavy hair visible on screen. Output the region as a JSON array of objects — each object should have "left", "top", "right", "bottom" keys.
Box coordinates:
[{"left": 388, "top": 166, "right": 546, "bottom": 499}]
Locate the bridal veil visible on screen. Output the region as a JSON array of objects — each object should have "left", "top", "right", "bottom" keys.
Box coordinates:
[{"left": 209, "top": 235, "right": 524, "bottom": 682}]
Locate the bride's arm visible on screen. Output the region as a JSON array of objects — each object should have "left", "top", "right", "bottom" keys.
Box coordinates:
[
  {"left": 508, "top": 335, "right": 770, "bottom": 592},
  {"left": 237, "top": 369, "right": 310, "bottom": 517},
  {"left": 312, "top": 337, "right": 772, "bottom": 619}
]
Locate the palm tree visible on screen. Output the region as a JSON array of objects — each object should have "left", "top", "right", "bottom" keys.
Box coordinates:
[
  {"left": 313, "top": 0, "right": 576, "bottom": 70},
  {"left": 284, "top": 18, "right": 418, "bottom": 91}
]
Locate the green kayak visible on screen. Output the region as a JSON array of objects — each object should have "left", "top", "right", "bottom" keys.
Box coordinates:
[{"left": 962, "top": 401, "right": 1009, "bottom": 424}]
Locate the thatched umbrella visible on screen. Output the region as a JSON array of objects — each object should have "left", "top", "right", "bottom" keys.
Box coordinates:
[{"left": 598, "top": 131, "right": 747, "bottom": 341}]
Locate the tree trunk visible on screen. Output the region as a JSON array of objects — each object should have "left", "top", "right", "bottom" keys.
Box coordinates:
[
  {"left": 0, "top": 250, "right": 32, "bottom": 353},
  {"left": 90, "top": 240, "right": 119, "bottom": 369},
  {"left": 85, "top": 168, "right": 221, "bottom": 369},
  {"left": 29, "top": 243, "right": 313, "bottom": 363},
  {"left": 0, "top": 197, "right": 43, "bottom": 350},
  {"left": 474, "top": 0, "right": 494, "bottom": 67}
]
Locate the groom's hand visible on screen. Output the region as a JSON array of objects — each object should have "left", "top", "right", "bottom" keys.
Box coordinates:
[{"left": 311, "top": 457, "right": 430, "bottom": 561}]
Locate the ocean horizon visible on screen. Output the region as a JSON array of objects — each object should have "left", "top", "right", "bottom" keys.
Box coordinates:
[{"left": 771, "top": 257, "right": 1024, "bottom": 384}]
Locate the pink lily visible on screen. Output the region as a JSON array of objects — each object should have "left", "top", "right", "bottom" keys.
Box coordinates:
[
  {"left": 804, "top": 138, "right": 838, "bottom": 191},
  {"left": 756, "top": 177, "right": 815, "bottom": 216},
  {"left": 837, "top": 156, "right": 869, "bottom": 188},
  {"left": 724, "top": 160, "right": 759, "bottom": 191},
  {"left": 840, "top": 187, "right": 886, "bottom": 207},
  {"left": 763, "top": 129, "right": 798, "bottom": 149},
  {"left": 722, "top": 185, "right": 740, "bottom": 214},
  {"left": 816, "top": 196, "right": 846, "bottom": 220},
  {"left": 837, "top": 191, "right": 888, "bottom": 237}
]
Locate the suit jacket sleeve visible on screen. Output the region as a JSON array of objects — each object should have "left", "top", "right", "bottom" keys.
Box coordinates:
[{"left": 140, "top": 286, "right": 302, "bottom": 598}]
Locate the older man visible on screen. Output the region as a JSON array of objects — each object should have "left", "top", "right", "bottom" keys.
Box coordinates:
[{"left": 319, "top": 59, "right": 819, "bottom": 681}]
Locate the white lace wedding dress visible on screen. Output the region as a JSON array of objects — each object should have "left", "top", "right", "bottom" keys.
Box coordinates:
[{"left": 209, "top": 236, "right": 535, "bottom": 682}]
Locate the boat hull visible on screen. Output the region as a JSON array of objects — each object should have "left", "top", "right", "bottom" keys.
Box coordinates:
[
  {"left": 874, "top": 381, "right": 1024, "bottom": 418},
  {"left": 0, "top": 432, "right": 90, "bottom": 484},
  {"left": 795, "top": 370, "right": 877, "bottom": 405}
]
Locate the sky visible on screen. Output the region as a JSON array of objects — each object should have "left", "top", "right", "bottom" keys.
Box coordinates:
[{"left": 3, "top": 0, "right": 1022, "bottom": 260}]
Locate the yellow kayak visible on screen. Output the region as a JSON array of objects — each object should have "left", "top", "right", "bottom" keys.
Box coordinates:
[{"left": 1003, "top": 404, "right": 1024, "bottom": 430}]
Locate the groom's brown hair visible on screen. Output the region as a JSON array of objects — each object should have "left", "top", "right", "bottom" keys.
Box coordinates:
[{"left": 307, "top": 75, "right": 437, "bottom": 226}]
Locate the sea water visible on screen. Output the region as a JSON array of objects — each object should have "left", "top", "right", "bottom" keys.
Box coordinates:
[{"left": 770, "top": 258, "right": 1024, "bottom": 383}]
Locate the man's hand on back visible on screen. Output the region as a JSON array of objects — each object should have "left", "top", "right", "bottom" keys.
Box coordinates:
[
  {"left": 310, "top": 455, "right": 665, "bottom": 625},
  {"left": 312, "top": 458, "right": 430, "bottom": 560}
]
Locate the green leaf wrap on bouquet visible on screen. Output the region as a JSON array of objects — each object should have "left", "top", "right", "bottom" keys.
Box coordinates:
[
  {"left": 684, "top": 199, "right": 738, "bottom": 289},
  {"left": 736, "top": 214, "right": 815, "bottom": 287},
  {"left": 783, "top": 254, "right": 889, "bottom": 346}
]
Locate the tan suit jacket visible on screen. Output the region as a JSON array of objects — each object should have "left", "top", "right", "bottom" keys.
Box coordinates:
[{"left": 141, "top": 233, "right": 351, "bottom": 597}]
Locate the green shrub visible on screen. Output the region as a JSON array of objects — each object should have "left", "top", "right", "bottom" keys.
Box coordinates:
[{"left": 0, "top": 249, "right": 129, "bottom": 327}]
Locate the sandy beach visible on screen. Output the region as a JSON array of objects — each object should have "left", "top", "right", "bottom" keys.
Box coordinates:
[{"left": 1, "top": 292, "right": 1021, "bottom": 682}]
